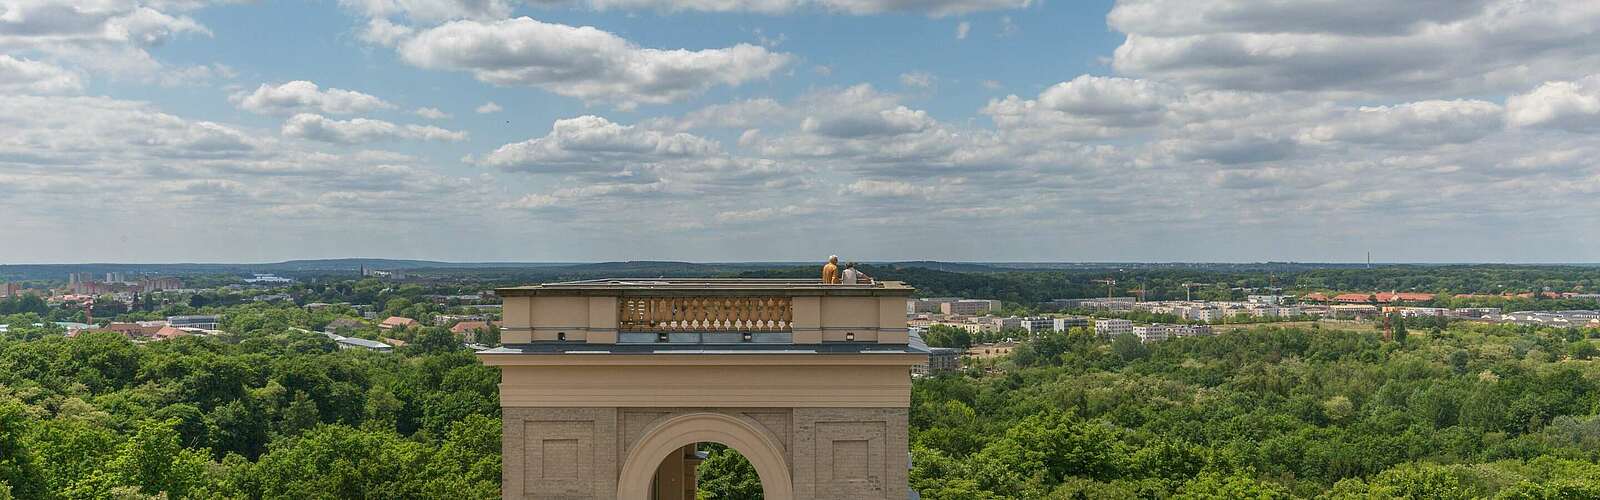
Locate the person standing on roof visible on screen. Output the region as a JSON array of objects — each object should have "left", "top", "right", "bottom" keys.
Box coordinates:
[
  {"left": 841, "top": 262, "right": 872, "bottom": 284},
  {"left": 822, "top": 255, "right": 840, "bottom": 284}
]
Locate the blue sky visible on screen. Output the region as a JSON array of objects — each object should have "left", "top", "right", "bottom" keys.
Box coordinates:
[{"left": 3, "top": 0, "right": 1600, "bottom": 263}]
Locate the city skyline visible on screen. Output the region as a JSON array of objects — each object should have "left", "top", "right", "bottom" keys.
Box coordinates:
[{"left": 4, "top": 1, "right": 1600, "bottom": 263}]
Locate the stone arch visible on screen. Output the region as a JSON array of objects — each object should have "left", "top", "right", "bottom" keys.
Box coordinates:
[{"left": 617, "top": 412, "right": 794, "bottom": 500}]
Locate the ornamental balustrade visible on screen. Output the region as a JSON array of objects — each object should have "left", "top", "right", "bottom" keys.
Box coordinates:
[{"left": 618, "top": 296, "right": 793, "bottom": 332}]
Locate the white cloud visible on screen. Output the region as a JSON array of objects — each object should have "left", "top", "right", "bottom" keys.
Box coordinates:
[
  {"left": 1107, "top": 0, "right": 1494, "bottom": 37},
  {"left": 840, "top": 179, "right": 936, "bottom": 198},
  {"left": 956, "top": 21, "right": 970, "bottom": 39},
  {"left": 150, "top": 62, "right": 235, "bottom": 87},
  {"left": 475, "top": 101, "right": 503, "bottom": 114},
  {"left": 415, "top": 107, "right": 451, "bottom": 119},
  {"left": 0, "top": 0, "right": 212, "bottom": 77},
  {"left": 1109, "top": 0, "right": 1600, "bottom": 95},
  {"left": 899, "top": 71, "right": 934, "bottom": 89},
  {"left": 395, "top": 17, "right": 792, "bottom": 108},
  {"left": 231, "top": 81, "right": 395, "bottom": 115},
  {"left": 1506, "top": 75, "right": 1600, "bottom": 132},
  {"left": 0, "top": 55, "right": 83, "bottom": 93},
  {"left": 1303, "top": 100, "right": 1504, "bottom": 146},
  {"left": 477, "top": 115, "right": 720, "bottom": 173},
  {"left": 358, "top": 18, "right": 415, "bottom": 47},
  {"left": 282, "top": 114, "right": 468, "bottom": 143},
  {"left": 338, "top": 0, "right": 516, "bottom": 24},
  {"left": 715, "top": 205, "right": 816, "bottom": 223}
]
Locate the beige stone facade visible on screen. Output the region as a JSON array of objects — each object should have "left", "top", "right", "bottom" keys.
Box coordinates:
[{"left": 480, "top": 279, "right": 925, "bottom": 500}]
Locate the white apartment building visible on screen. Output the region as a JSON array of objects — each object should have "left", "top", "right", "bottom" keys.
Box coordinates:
[
  {"left": 1053, "top": 316, "right": 1090, "bottom": 332},
  {"left": 1095, "top": 319, "right": 1133, "bottom": 338},
  {"left": 1188, "top": 307, "right": 1222, "bottom": 322},
  {"left": 991, "top": 316, "right": 1025, "bottom": 331},
  {"left": 1018, "top": 317, "right": 1054, "bottom": 335},
  {"left": 907, "top": 297, "right": 962, "bottom": 314},
  {"left": 1134, "top": 323, "right": 1213, "bottom": 343},
  {"left": 941, "top": 299, "right": 1002, "bottom": 316},
  {"left": 1247, "top": 294, "right": 1289, "bottom": 305}
]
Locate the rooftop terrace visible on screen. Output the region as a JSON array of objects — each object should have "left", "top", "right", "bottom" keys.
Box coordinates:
[{"left": 488, "top": 277, "right": 918, "bottom": 352}]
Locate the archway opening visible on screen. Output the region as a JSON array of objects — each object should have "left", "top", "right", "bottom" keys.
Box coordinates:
[
  {"left": 648, "top": 443, "right": 764, "bottom": 500},
  {"left": 617, "top": 412, "right": 793, "bottom": 500}
]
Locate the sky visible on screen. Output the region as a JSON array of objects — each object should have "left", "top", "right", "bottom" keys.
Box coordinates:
[{"left": 2, "top": 0, "right": 1600, "bottom": 264}]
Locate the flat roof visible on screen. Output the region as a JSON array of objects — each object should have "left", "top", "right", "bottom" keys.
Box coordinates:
[
  {"left": 478, "top": 342, "right": 929, "bottom": 355},
  {"left": 497, "top": 278, "right": 914, "bottom": 297}
]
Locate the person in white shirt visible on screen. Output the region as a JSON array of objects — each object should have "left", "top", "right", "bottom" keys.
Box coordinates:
[{"left": 840, "top": 262, "right": 871, "bottom": 284}]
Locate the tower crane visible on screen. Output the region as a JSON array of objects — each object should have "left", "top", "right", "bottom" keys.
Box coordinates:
[{"left": 1093, "top": 278, "right": 1117, "bottom": 299}]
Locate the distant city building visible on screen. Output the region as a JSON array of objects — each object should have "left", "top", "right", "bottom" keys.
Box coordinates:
[
  {"left": 914, "top": 347, "right": 961, "bottom": 377},
  {"left": 1052, "top": 297, "right": 1136, "bottom": 311},
  {"left": 1134, "top": 323, "right": 1213, "bottom": 343},
  {"left": 906, "top": 297, "right": 961, "bottom": 314},
  {"left": 1501, "top": 310, "right": 1600, "bottom": 326},
  {"left": 105, "top": 321, "right": 168, "bottom": 338},
  {"left": 1377, "top": 292, "right": 1436, "bottom": 303},
  {"left": 140, "top": 277, "right": 183, "bottom": 292},
  {"left": 167, "top": 315, "right": 220, "bottom": 330},
  {"left": 1333, "top": 293, "right": 1374, "bottom": 303},
  {"left": 1095, "top": 319, "right": 1133, "bottom": 337},
  {"left": 1017, "top": 317, "right": 1055, "bottom": 335},
  {"left": 1053, "top": 316, "right": 1090, "bottom": 332},
  {"left": 990, "top": 316, "right": 1024, "bottom": 331},
  {"left": 450, "top": 320, "right": 500, "bottom": 343},
  {"left": 245, "top": 274, "right": 294, "bottom": 284},
  {"left": 940, "top": 299, "right": 1001, "bottom": 316},
  {"left": 379, "top": 316, "right": 418, "bottom": 330},
  {"left": 1329, "top": 304, "right": 1380, "bottom": 319},
  {"left": 1389, "top": 307, "right": 1448, "bottom": 318},
  {"left": 0, "top": 283, "right": 18, "bottom": 297},
  {"left": 964, "top": 342, "right": 1017, "bottom": 360},
  {"left": 1450, "top": 307, "right": 1501, "bottom": 318},
  {"left": 1247, "top": 294, "right": 1288, "bottom": 305},
  {"left": 322, "top": 332, "right": 394, "bottom": 352}
]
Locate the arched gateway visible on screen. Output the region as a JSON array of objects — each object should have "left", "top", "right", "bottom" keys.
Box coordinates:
[{"left": 478, "top": 278, "right": 926, "bottom": 499}]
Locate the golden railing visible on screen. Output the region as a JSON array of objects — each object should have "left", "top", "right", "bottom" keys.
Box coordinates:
[{"left": 619, "top": 297, "right": 793, "bottom": 332}]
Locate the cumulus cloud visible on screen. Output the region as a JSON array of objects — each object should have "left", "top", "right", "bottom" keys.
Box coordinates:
[
  {"left": 956, "top": 21, "right": 970, "bottom": 39},
  {"left": 0, "top": 95, "right": 257, "bottom": 163},
  {"left": 840, "top": 179, "right": 937, "bottom": 198},
  {"left": 1506, "top": 75, "right": 1600, "bottom": 132},
  {"left": 714, "top": 205, "right": 816, "bottom": 223},
  {"left": 415, "top": 107, "right": 450, "bottom": 119},
  {"left": 281, "top": 114, "right": 468, "bottom": 144},
  {"left": 0, "top": 55, "right": 83, "bottom": 93},
  {"left": 899, "top": 71, "right": 934, "bottom": 89},
  {"left": 1109, "top": 0, "right": 1600, "bottom": 95},
  {"left": 338, "top": 0, "right": 516, "bottom": 23},
  {"left": 395, "top": 17, "right": 792, "bottom": 108},
  {"left": 0, "top": 0, "right": 212, "bottom": 77},
  {"left": 1303, "top": 100, "right": 1504, "bottom": 146},
  {"left": 1107, "top": 0, "right": 1494, "bottom": 37},
  {"left": 0, "top": 94, "right": 488, "bottom": 260},
  {"left": 476, "top": 115, "right": 720, "bottom": 173},
  {"left": 232, "top": 81, "right": 395, "bottom": 115},
  {"left": 475, "top": 101, "right": 502, "bottom": 114}
]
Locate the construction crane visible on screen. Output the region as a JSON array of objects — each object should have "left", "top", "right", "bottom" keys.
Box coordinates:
[
  {"left": 1131, "top": 282, "right": 1148, "bottom": 302},
  {"left": 1093, "top": 278, "right": 1117, "bottom": 299},
  {"left": 1181, "top": 282, "right": 1207, "bottom": 301}
]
